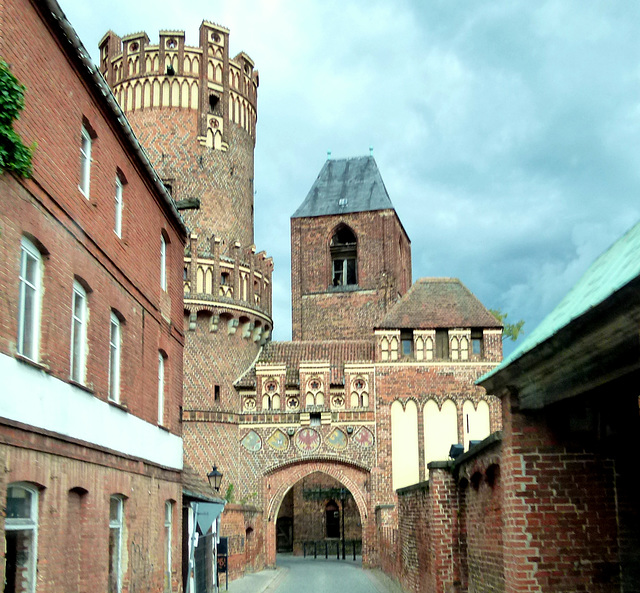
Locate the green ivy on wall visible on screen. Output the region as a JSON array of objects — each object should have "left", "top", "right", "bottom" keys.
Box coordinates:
[{"left": 0, "top": 59, "right": 34, "bottom": 177}]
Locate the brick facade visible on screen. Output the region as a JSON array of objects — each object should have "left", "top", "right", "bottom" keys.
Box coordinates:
[
  {"left": 96, "top": 13, "right": 505, "bottom": 586},
  {"left": 291, "top": 209, "right": 411, "bottom": 341},
  {"left": 0, "top": 1, "right": 187, "bottom": 591}
]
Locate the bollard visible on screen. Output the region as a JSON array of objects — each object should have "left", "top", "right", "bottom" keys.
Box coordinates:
[
  {"left": 314, "top": 541, "right": 317, "bottom": 559},
  {"left": 325, "top": 541, "right": 328, "bottom": 559},
  {"left": 336, "top": 540, "right": 339, "bottom": 560},
  {"left": 352, "top": 540, "right": 356, "bottom": 561},
  {"left": 303, "top": 541, "right": 306, "bottom": 558}
]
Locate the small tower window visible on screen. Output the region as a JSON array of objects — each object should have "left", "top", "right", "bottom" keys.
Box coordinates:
[
  {"left": 401, "top": 330, "right": 413, "bottom": 357},
  {"left": 330, "top": 225, "right": 357, "bottom": 287},
  {"left": 209, "top": 94, "right": 220, "bottom": 112},
  {"left": 471, "top": 329, "right": 483, "bottom": 356},
  {"left": 435, "top": 330, "right": 449, "bottom": 360}
]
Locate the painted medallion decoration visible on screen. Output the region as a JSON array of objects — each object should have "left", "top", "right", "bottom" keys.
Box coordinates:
[
  {"left": 327, "top": 428, "right": 348, "bottom": 451},
  {"left": 295, "top": 428, "right": 321, "bottom": 453},
  {"left": 354, "top": 427, "right": 374, "bottom": 448},
  {"left": 244, "top": 397, "right": 256, "bottom": 411},
  {"left": 267, "top": 429, "right": 289, "bottom": 452},
  {"left": 241, "top": 430, "right": 262, "bottom": 452},
  {"left": 286, "top": 396, "right": 300, "bottom": 410}
]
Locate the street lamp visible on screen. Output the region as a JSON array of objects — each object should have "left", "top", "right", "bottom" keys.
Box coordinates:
[{"left": 207, "top": 466, "right": 223, "bottom": 492}]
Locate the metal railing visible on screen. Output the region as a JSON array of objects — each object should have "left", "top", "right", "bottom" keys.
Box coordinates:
[{"left": 302, "top": 540, "right": 361, "bottom": 561}]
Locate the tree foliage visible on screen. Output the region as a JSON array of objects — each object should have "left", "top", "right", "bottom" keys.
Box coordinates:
[
  {"left": 489, "top": 308, "right": 525, "bottom": 342},
  {"left": 0, "top": 59, "right": 33, "bottom": 177}
]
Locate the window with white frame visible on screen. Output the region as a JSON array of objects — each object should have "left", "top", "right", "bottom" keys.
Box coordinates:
[
  {"left": 164, "top": 501, "right": 173, "bottom": 591},
  {"left": 70, "top": 281, "right": 88, "bottom": 384},
  {"left": 158, "top": 352, "right": 166, "bottom": 425},
  {"left": 109, "top": 313, "right": 121, "bottom": 402},
  {"left": 108, "top": 496, "right": 124, "bottom": 593},
  {"left": 17, "top": 238, "right": 42, "bottom": 361},
  {"left": 4, "top": 483, "right": 38, "bottom": 593},
  {"left": 79, "top": 125, "right": 92, "bottom": 197},
  {"left": 114, "top": 176, "right": 123, "bottom": 237},
  {"left": 160, "top": 234, "right": 167, "bottom": 291}
]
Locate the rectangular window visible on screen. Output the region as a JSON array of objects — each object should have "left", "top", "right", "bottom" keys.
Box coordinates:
[
  {"left": 214, "top": 384, "right": 220, "bottom": 403},
  {"left": 79, "top": 126, "right": 92, "bottom": 197},
  {"left": 109, "top": 496, "right": 123, "bottom": 593},
  {"left": 471, "top": 329, "right": 483, "bottom": 356},
  {"left": 109, "top": 313, "right": 121, "bottom": 402},
  {"left": 5, "top": 484, "right": 38, "bottom": 593},
  {"left": 164, "top": 501, "right": 173, "bottom": 590},
  {"left": 70, "top": 281, "right": 88, "bottom": 384},
  {"left": 435, "top": 329, "right": 449, "bottom": 360},
  {"left": 18, "top": 238, "right": 42, "bottom": 361},
  {"left": 160, "top": 235, "right": 167, "bottom": 291},
  {"left": 158, "top": 353, "right": 165, "bottom": 425},
  {"left": 400, "top": 330, "right": 413, "bottom": 357},
  {"left": 114, "top": 176, "right": 123, "bottom": 237},
  {"left": 332, "top": 258, "right": 357, "bottom": 286}
]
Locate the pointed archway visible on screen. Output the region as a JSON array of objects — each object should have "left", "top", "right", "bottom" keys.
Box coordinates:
[{"left": 262, "top": 459, "right": 372, "bottom": 566}]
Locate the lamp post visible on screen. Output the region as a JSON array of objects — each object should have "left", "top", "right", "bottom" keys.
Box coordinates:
[{"left": 207, "top": 466, "right": 223, "bottom": 492}]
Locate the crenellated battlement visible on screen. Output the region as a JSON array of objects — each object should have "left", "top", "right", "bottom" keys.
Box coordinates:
[
  {"left": 184, "top": 234, "right": 273, "bottom": 338},
  {"left": 99, "top": 21, "right": 258, "bottom": 147}
]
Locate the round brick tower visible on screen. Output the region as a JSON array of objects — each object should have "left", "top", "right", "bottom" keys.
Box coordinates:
[{"left": 99, "top": 23, "right": 273, "bottom": 497}]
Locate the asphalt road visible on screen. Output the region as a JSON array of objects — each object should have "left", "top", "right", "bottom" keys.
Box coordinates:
[{"left": 268, "top": 555, "right": 399, "bottom": 593}]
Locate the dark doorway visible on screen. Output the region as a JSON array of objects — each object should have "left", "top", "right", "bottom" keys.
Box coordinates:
[{"left": 325, "top": 500, "right": 340, "bottom": 539}]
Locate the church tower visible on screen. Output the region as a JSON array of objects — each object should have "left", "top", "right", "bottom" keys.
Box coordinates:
[
  {"left": 99, "top": 24, "right": 273, "bottom": 496},
  {"left": 291, "top": 155, "right": 411, "bottom": 340}
]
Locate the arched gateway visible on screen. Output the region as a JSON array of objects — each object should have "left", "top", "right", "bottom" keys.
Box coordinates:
[{"left": 263, "top": 459, "right": 372, "bottom": 566}]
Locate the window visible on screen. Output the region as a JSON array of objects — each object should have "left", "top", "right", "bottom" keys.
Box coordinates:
[
  {"left": 330, "top": 226, "right": 357, "bottom": 287},
  {"left": 4, "top": 484, "right": 38, "bottom": 593},
  {"left": 164, "top": 501, "right": 173, "bottom": 591},
  {"left": 214, "top": 384, "right": 220, "bottom": 403},
  {"left": 114, "top": 176, "right": 123, "bottom": 237},
  {"left": 160, "top": 234, "right": 167, "bottom": 291},
  {"left": 79, "top": 125, "right": 92, "bottom": 197},
  {"left": 401, "top": 330, "right": 413, "bottom": 357},
  {"left": 70, "top": 281, "right": 88, "bottom": 384},
  {"left": 17, "top": 238, "right": 42, "bottom": 361},
  {"left": 471, "top": 329, "right": 483, "bottom": 356},
  {"left": 109, "top": 313, "right": 121, "bottom": 402},
  {"left": 158, "top": 352, "right": 166, "bottom": 425},
  {"left": 435, "top": 329, "right": 449, "bottom": 360},
  {"left": 109, "top": 496, "right": 124, "bottom": 593}
]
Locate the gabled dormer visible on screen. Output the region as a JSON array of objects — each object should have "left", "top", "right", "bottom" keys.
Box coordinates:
[{"left": 375, "top": 278, "right": 503, "bottom": 362}]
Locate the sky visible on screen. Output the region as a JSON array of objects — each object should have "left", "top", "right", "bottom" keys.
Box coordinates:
[{"left": 58, "top": 0, "right": 640, "bottom": 351}]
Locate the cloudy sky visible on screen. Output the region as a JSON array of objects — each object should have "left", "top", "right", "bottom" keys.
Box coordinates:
[{"left": 59, "top": 0, "right": 640, "bottom": 352}]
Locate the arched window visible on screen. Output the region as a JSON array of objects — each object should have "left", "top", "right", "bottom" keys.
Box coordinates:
[
  {"left": 5, "top": 483, "right": 38, "bottom": 593},
  {"left": 330, "top": 226, "right": 357, "bottom": 287},
  {"left": 109, "top": 495, "right": 125, "bottom": 593}
]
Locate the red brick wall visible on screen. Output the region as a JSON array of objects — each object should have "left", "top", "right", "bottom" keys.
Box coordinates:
[
  {"left": 0, "top": 3, "right": 186, "bottom": 592},
  {"left": 375, "top": 363, "right": 501, "bottom": 497},
  {"left": 0, "top": 425, "right": 183, "bottom": 593},
  {"left": 501, "top": 393, "right": 620, "bottom": 593},
  {"left": 291, "top": 209, "right": 411, "bottom": 341},
  {"left": 220, "top": 504, "right": 264, "bottom": 581},
  {"left": 0, "top": 0, "right": 185, "bottom": 430}
]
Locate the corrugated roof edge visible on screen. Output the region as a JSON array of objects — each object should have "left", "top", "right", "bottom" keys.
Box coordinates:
[
  {"left": 478, "top": 218, "right": 640, "bottom": 385},
  {"left": 39, "top": 0, "right": 189, "bottom": 240}
]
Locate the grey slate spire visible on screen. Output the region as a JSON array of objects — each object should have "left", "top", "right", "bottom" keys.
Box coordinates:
[{"left": 292, "top": 156, "right": 396, "bottom": 218}]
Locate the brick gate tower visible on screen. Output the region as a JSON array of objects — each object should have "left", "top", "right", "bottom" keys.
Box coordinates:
[{"left": 99, "top": 24, "right": 273, "bottom": 500}]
